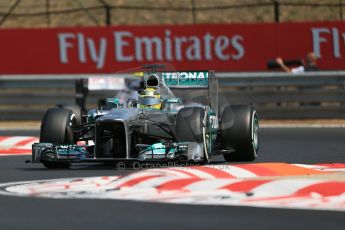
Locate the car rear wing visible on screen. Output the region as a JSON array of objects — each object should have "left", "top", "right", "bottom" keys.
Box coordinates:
[
  {"left": 145, "top": 70, "right": 219, "bottom": 116},
  {"left": 161, "top": 71, "right": 210, "bottom": 88}
]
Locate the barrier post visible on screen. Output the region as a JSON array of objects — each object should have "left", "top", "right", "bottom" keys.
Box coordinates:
[{"left": 273, "top": 0, "right": 280, "bottom": 23}]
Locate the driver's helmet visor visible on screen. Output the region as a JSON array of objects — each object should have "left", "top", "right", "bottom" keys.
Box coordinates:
[{"left": 139, "top": 96, "right": 161, "bottom": 105}]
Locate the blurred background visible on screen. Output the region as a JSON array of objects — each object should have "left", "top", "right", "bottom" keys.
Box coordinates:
[
  {"left": 0, "top": 0, "right": 343, "bottom": 27},
  {"left": 0, "top": 0, "right": 345, "bottom": 123}
]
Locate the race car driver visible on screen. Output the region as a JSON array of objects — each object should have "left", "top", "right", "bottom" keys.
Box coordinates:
[{"left": 138, "top": 88, "right": 162, "bottom": 110}]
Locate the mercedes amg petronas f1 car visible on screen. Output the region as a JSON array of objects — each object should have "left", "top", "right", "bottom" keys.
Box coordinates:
[{"left": 32, "top": 65, "right": 259, "bottom": 168}]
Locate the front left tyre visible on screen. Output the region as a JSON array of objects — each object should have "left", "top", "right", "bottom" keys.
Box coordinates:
[
  {"left": 175, "top": 107, "right": 204, "bottom": 143},
  {"left": 175, "top": 107, "right": 209, "bottom": 162},
  {"left": 221, "top": 105, "right": 259, "bottom": 162}
]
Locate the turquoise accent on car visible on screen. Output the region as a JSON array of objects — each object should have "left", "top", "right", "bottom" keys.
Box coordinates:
[
  {"left": 106, "top": 98, "right": 120, "bottom": 106},
  {"left": 55, "top": 145, "right": 89, "bottom": 160},
  {"left": 142, "top": 143, "right": 175, "bottom": 155},
  {"left": 205, "top": 110, "right": 218, "bottom": 154},
  {"left": 165, "top": 98, "right": 181, "bottom": 103},
  {"left": 162, "top": 72, "right": 209, "bottom": 87}
]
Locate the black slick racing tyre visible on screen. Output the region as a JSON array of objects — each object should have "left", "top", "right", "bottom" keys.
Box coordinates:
[
  {"left": 61, "top": 104, "right": 82, "bottom": 125},
  {"left": 221, "top": 105, "right": 259, "bottom": 162},
  {"left": 175, "top": 107, "right": 204, "bottom": 143},
  {"left": 40, "top": 108, "right": 77, "bottom": 169},
  {"left": 175, "top": 107, "right": 209, "bottom": 162}
]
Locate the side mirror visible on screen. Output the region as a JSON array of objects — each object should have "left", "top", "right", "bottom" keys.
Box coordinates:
[
  {"left": 164, "top": 98, "right": 182, "bottom": 110},
  {"left": 128, "top": 100, "right": 139, "bottom": 108},
  {"left": 106, "top": 98, "right": 120, "bottom": 108}
]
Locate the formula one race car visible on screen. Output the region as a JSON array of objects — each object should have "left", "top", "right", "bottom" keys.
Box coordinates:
[{"left": 32, "top": 65, "right": 259, "bottom": 168}]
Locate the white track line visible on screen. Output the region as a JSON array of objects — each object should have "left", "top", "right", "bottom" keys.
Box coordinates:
[
  {"left": 250, "top": 179, "right": 325, "bottom": 197},
  {"left": 1, "top": 175, "right": 345, "bottom": 211},
  {"left": 167, "top": 167, "right": 216, "bottom": 179},
  {"left": 184, "top": 179, "right": 240, "bottom": 191},
  {"left": 0, "top": 137, "right": 30, "bottom": 147},
  {"left": 205, "top": 165, "right": 258, "bottom": 178},
  {"left": 130, "top": 176, "right": 183, "bottom": 189}
]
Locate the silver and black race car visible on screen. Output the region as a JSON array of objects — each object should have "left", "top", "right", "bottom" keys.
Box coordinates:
[{"left": 32, "top": 65, "right": 259, "bottom": 169}]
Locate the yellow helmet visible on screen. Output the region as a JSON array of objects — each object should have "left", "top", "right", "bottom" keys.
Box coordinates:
[{"left": 139, "top": 88, "right": 162, "bottom": 110}]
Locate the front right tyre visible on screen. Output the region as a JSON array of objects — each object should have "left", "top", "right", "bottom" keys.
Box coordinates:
[{"left": 39, "top": 108, "right": 77, "bottom": 169}]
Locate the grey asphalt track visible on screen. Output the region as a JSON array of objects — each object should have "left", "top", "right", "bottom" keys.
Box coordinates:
[{"left": 0, "top": 128, "right": 344, "bottom": 230}]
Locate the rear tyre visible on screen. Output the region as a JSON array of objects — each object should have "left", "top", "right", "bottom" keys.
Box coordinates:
[
  {"left": 40, "top": 108, "right": 77, "bottom": 169},
  {"left": 221, "top": 105, "right": 259, "bottom": 162}
]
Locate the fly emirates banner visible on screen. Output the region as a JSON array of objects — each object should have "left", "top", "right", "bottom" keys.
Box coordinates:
[{"left": 0, "top": 21, "right": 344, "bottom": 74}]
